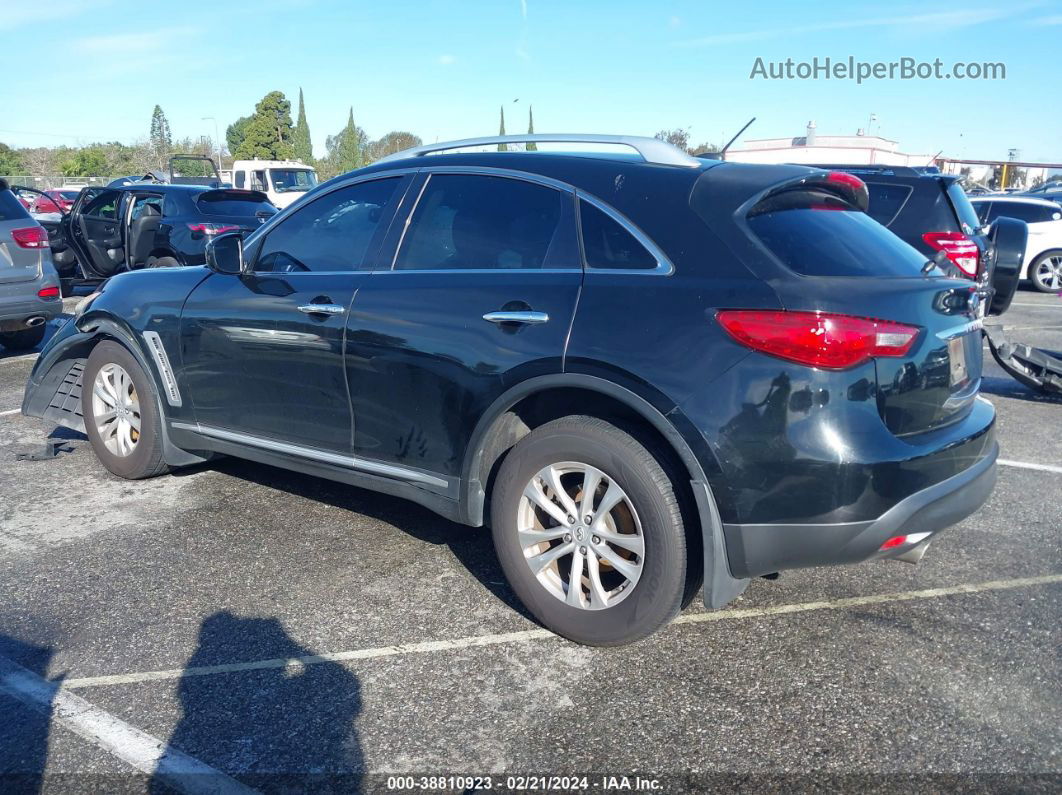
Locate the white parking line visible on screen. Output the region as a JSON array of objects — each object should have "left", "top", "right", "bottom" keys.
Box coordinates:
[
  {"left": 0, "top": 353, "right": 38, "bottom": 365},
  {"left": 60, "top": 573, "right": 1062, "bottom": 691},
  {"left": 999, "top": 459, "right": 1062, "bottom": 474},
  {"left": 0, "top": 656, "right": 256, "bottom": 795},
  {"left": 1008, "top": 302, "right": 1061, "bottom": 308},
  {"left": 0, "top": 408, "right": 19, "bottom": 417}
]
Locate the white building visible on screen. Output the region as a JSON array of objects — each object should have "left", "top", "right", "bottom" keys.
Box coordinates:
[{"left": 725, "top": 121, "right": 936, "bottom": 168}]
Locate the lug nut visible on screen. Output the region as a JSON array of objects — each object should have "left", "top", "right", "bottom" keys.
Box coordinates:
[
  {"left": 579, "top": 546, "right": 587, "bottom": 555},
  {"left": 564, "top": 533, "right": 572, "bottom": 543},
  {"left": 567, "top": 515, "right": 576, "bottom": 524},
  {"left": 592, "top": 535, "right": 601, "bottom": 545},
  {"left": 583, "top": 515, "right": 592, "bottom": 525}
]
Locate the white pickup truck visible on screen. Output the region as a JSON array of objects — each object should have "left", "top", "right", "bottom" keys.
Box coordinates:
[{"left": 220, "top": 160, "right": 319, "bottom": 209}]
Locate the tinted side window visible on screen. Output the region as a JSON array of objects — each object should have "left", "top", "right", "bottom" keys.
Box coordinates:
[
  {"left": 864, "top": 182, "right": 912, "bottom": 226},
  {"left": 748, "top": 207, "right": 929, "bottom": 278},
  {"left": 251, "top": 171, "right": 267, "bottom": 191},
  {"left": 83, "top": 190, "right": 121, "bottom": 219},
  {"left": 255, "top": 178, "right": 400, "bottom": 273},
  {"left": 972, "top": 201, "right": 993, "bottom": 223},
  {"left": 579, "top": 201, "right": 658, "bottom": 270},
  {"left": 235, "top": 171, "right": 246, "bottom": 189},
  {"left": 994, "top": 202, "right": 1056, "bottom": 224},
  {"left": 394, "top": 174, "right": 569, "bottom": 270}
]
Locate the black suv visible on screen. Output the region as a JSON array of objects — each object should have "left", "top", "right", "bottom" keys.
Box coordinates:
[
  {"left": 23, "top": 136, "right": 998, "bottom": 645},
  {"left": 21, "top": 183, "right": 277, "bottom": 293}
]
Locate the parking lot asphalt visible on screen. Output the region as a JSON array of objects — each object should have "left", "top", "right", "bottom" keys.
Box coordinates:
[{"left": 0, "top": 291, "right": 1059, "bottom": 792}]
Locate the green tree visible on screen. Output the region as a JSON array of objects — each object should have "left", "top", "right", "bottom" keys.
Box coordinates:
[
  {"left": 654, "top": 128, "right": 690, "bottom": 152},
  {"left": 0, "top": 143, "right": 23, "bottom": 175},
  {"left": 526, "top": 106, "right": 537, "bottom": 151},
  {"left": 234, "top": 91, "right": 295, "bottom": 160},
  {"left": 366, "top": 131, "right": 422, "bottom": 163},
  {"left": 226, "top": 116, "right": 252, "bottom": 156},
  {"left": 292, "top": 87, "right": 313, "bottom": 164},
  {"left": 333, "top": 107, "right": 364, "bottom": 173},
  {"left": 59, "top": 146, "right": 108, "bottom": 177},
  {"left": 149, "top": 105, "right": 172, "bottom": 165},
  {"left": 498, "top": 106, "right": 507, "bottom": 151}
]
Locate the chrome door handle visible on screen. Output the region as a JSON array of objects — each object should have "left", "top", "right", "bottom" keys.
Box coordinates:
[
  {"left": 298, "top": 303, "right": 346, "bottom": 315},
  {"left": 482, "top": 310, "right": 549, "bottom": 325}
]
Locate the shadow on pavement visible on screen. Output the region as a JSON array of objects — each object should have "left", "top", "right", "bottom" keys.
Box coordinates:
[
  {"left": 0, "top": 636, "right": 55, "bottom": 795},
  {"left": 152, "top": 611, "right": 364, "bottom": 791}
]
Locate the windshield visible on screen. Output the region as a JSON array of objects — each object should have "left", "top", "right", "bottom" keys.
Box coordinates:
[{"left": 269, "top": 169, "right": 318, "bottom": 193}]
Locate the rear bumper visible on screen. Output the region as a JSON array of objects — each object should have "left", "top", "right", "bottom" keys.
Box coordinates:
[
  {"left": 0, "top": 293, "right": 61, "bottom": 331},
  {"left": 722, "top": 439, "right": 998, "bottom": 578}
]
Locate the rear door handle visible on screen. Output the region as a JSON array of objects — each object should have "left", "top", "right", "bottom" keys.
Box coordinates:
[
  {"left": 482, "top": 311, "right": 549, "bottom": 325},
  {"left": 298, "top": 304, "right": 346, "bottom": 315}
]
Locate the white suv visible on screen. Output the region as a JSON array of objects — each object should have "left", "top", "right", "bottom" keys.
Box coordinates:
[{"left": 971, "top": 196, "right": 1062, "bottom": 292}]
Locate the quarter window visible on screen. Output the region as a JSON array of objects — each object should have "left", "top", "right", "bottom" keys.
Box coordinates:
[
  {"left": 579, "top": 200, "right": 658, "bottom": 270},
  {"left": 394, "top": 174, "right": 572, "bottom": 270},
  {"left": 255, "top": 178, "right": 400, "bottom": 273}
]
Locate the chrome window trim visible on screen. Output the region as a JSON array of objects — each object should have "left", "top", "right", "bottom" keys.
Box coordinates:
[
  {"left": 387, "top": 167, "right": 580, "bottom": 272},
  {"left": 576, "top": 190, "right": 675, "bottom": 276},
  {"left": 244, "top": 169, "right": 420, "bottom": 274},
  {"left": 171, "top": 422, "right": 449, "bottom": 489}
]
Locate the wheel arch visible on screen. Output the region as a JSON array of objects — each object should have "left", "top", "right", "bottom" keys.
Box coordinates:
[{"left": 459, "top": 373, "right": 749, "bottom": 609}]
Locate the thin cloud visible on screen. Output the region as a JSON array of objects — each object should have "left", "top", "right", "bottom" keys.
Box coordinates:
[
  {"left": 674, "top": 7, "right": 1031, "bottom": 46},
  {"left": 437, "top": 54, "right": 457, "bottom": 65},
  {"left": 74, "top": 27, "right": 199, "bottom": 54},
  {"left": 520, "top": 0, "right": 527, "bottom": 20},
  {"left": 0, "top": 0, "right": 111, "bottom": 31},
  {"left": 1031, "top": 13, "right": 1062, "bottom": 24}
]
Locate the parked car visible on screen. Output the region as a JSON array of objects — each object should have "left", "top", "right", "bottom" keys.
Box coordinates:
[
  {"left": 0, "top": 180, "right": 62, "bottom": 351},
  {"left": 970, "top": 196, "right": 1062, "bottom": 292},
  {"left": 30, "top": 189, "right": 80, "bottom": 214},
  {"left": 23, "top": 135, "right": 1000, "bottom": 645},
  {"left": 1017, "top": 181, "right": 1062, "bottom": 205},
  {"left": 38, "top": 183, "right": 277, "bottom": 292},
  {"left": 220, "top": 159, "right": 318, "bottom": 208}
]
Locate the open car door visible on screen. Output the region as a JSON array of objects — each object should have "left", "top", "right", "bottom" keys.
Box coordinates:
[{"left": 67, "top": 187, "right": 127, "bottom": 278}]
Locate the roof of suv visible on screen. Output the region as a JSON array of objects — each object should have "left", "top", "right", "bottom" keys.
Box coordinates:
[{"left": 970, "top": 195, "right": 1060, "bottom": 207}]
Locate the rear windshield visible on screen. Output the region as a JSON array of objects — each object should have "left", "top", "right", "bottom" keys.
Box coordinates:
[
  {"left": 196, "top": 191, "right": 276, "bottom": 217},
  {"left": 946, "top": 182, "right": 982, "bottom": 236},
  {"left": 0, "top": 190, "right": 31, "bottom": 221},
  {"left": 748, "top": 207, "right": 932, "bottom": 278},
  {"left": 864, "top": 182, "right": 912, "bottom": 226}
]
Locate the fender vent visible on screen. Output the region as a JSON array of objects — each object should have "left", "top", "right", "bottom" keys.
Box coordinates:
[{"left": 143, "top": 331, "right": 182, "bottom": 407}]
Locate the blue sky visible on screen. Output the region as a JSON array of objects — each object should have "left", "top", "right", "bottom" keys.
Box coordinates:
[{"left": 2, "top": 0, "right": 1061, "bottom": 162}]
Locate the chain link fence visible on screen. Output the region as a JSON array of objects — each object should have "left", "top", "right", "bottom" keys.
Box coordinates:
[{"left": 0, "top": 175, "right": 117, "bottom": 190}]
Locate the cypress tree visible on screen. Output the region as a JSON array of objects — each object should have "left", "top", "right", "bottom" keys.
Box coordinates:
[
  {"left": 336, "top": 107, "right": 363, "bottom": 172},
  {"left": 526, "top": 106, "right": 537, "bottom": 151},
  {"left": 498, "top": 106, "right": 507, "bottom": 151},
  {"left": 293, "top": 88, "right": 313, "bottom": 164}
]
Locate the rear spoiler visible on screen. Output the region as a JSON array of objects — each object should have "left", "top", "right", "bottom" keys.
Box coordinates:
[{"left": 751, "top": 170, "right": 870, "bottom": 214}]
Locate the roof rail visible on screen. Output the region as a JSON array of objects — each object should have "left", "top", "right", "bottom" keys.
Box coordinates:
[{"left": 376, "top": 134, "right": 703, "bottom": 168}]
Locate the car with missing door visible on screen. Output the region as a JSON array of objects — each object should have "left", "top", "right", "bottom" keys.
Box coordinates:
[
  {"left": 22, "top": 135, "right": 999, "bottom": 645},
  {"left": 0, "top": 180, "right": 62, "bottom": 351}
]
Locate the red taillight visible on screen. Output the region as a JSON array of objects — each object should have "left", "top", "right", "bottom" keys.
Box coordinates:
[
  {"left": 826, "top": 171, "right": 867, "bottom": 192},
  {"left": 10, "top": 226, "right": 49, "bottom": 249},
  {"left": 37, "top": 286, "right": 60, "bottom": 299},
  {"left": 879, "top": 535, "right": 908, "bottom": 550},
  {"left": 716, "top": 310, "right": 920, "bottom": 370},
  {"left": 922, "top": 232, "right": 978, "bottom": 277},
  {"left": 187, "top": 223, "right": 239, "bottom": 235}
]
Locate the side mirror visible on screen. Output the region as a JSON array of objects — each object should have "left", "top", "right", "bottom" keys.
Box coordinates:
[{"left": 205, "top": 232, "right": 245, "bottom": 275}]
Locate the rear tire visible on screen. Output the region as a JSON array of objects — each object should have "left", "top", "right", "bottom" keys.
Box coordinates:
[
  {"left": 82, "top": 341, "right": 169, "bottom": 480},
  {"left": 0, "top": 324, "right": 46, "bottom": 351},
  {"left": 1029, "top": 250, "right": 1062, "bottom": 293},
  {"left": 490, "top": 416, "right": 687, "bottom": 646}
]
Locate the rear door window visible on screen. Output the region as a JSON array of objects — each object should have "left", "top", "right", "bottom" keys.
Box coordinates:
[
  {"left": 748, "top": 206, "right": 930, "bottom": 278},
  {"left": 394, "top": 174, "right": 575, "bottom": 270},
  {"left": 864, "top": 182, "right": 912, "bottom": 226},
  {"left": 82, "top": 189, "right": 121, "bottom": 219}
]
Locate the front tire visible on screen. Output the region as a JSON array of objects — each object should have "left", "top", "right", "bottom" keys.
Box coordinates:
[
  {"left": 490, "top": 416, "right": 687, "bottom": 646},
  {"left": 1029, "top": 250, "right": 1062, "bottom": 293},
  {"left": 0, "top": 324, "right": 46, "bottom": 351},
  {"left": 82, "top": 341, "right": 169, "bottom": 479}
]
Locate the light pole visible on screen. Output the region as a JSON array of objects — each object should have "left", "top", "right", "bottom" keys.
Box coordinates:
[{"left": 202, "top": 116, "right": 220, "bottom": 166}]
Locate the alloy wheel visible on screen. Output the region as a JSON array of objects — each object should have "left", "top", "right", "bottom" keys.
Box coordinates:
[
  {"left": 1034, "top": 255, "right": 1062, "bottom": 291},
  {"left": 91, "top": 362, "right": 142, "bottom": 457},
  {"left": 517, "top": 462, "right": 644, "bottom": 610}
]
